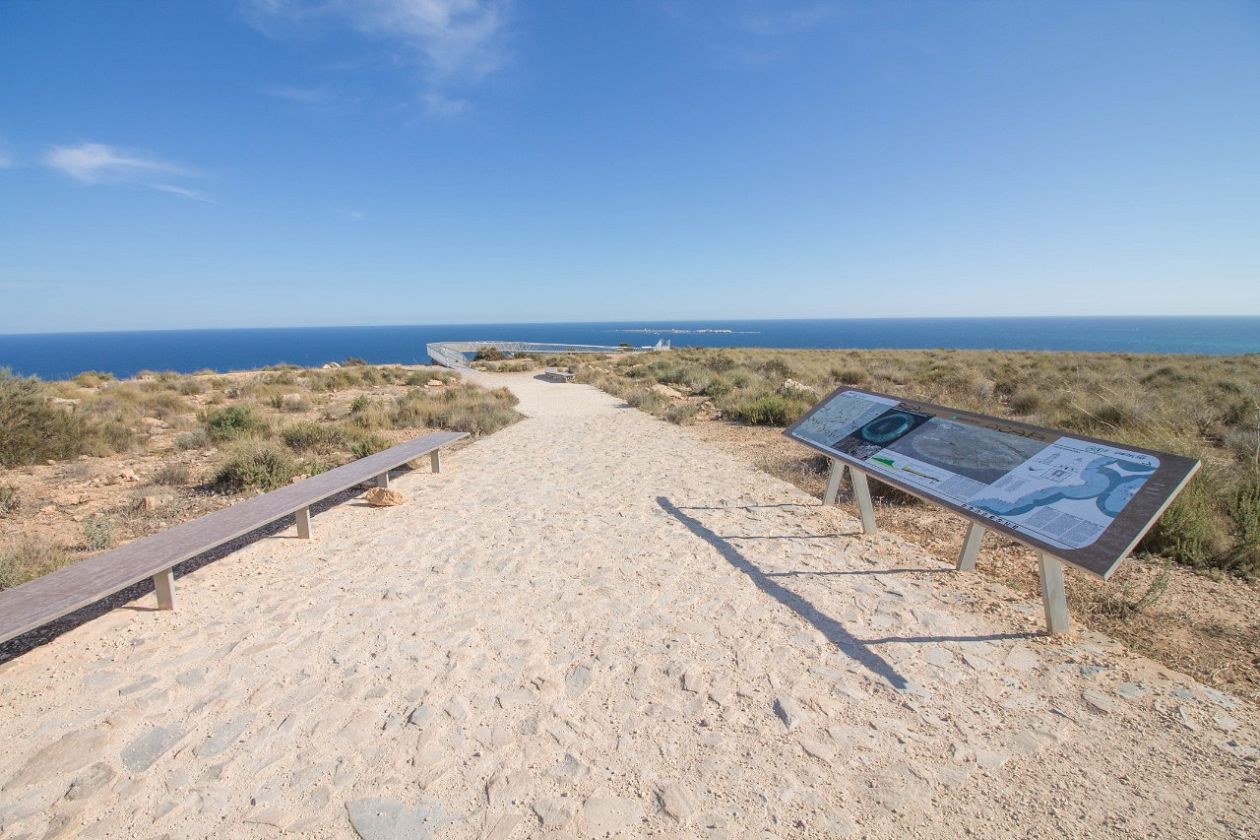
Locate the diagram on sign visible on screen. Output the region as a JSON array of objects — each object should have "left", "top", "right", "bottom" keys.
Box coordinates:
[{"left": 964, "top": 439, "right": 1158, "bottom": 549}]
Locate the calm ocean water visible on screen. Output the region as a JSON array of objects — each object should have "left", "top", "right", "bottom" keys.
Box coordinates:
[{"left": 1, "top": 317, "right": 1258, "bottom": 380}]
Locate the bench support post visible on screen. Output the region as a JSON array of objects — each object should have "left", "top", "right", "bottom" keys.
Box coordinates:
[
  {"left": 823, "top": 458, "right": 845, "bottom": 505},
  {"left": 849, "top": 469, "right": 878, "bottom": 535},
  {"left": 375, "top": 472, "right": 389, "bottom": 489},
  {"left": 295, "top": 506, "right": 312, "bottom": 540},
  {"left": 153, "top": 568, "right": 176, "bottom": 611},
  {"left": 431, "top": 449, "right": 441, "bottom": 474},
  {"left": 956, "top": 523, "right": 985, "bottom": 572},
  {"left": 1038, "top": 553, "right": 1070, "bottom": 635}
]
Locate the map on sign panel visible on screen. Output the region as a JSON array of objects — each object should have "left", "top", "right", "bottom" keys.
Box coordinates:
[{"left": 789, "top": 391, "right": 1158, "bottom": 551}]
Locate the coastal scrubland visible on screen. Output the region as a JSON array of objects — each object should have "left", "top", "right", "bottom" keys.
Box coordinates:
[
  {"left": 528, "top": 347, "right": 1260, "bottom": 700},
  {"left": 0, "top": 363, "right": 520, "bottom": 590}
]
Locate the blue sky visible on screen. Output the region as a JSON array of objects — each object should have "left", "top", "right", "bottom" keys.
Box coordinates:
[{"left": 1, "top": 1, "right": 1258, "bottom": 333}]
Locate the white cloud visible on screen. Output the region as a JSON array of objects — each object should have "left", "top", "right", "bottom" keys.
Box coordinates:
[
  {"left": 247, "top": 0, "right": 511, "bottom": 114},
  {"left": 264, "top": 84, "right": 336, "bottom": 105},
  {"left": 43, "top": 142, "right": 208, "bottom": 201},
  {"left": 150, "top": 183, "right": 213, "bottom": 203},
  {"left": 736, "top": 4, "right": 835, "bottom": 36}
]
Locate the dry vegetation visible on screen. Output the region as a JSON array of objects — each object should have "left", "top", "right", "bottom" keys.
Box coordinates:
[
  {"left": 0, "top": 363, "right": 521, "bottom": 591},
  {"left": 559, "top": 347, "right": 1260, "bottom": 700}
]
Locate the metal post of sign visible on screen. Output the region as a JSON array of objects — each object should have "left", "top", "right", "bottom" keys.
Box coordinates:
[
  {"left": 849, "top": 469, "right": 878, "bottom": 534},
  {"left": 823, "top": 459, "right": 845, "bottom": 505},
  {"left": 956, "top": 523, "right": 985, "bottom": 572},
  {"left": 1038, "top": 553, "right": 1070, "bottom": 635}
]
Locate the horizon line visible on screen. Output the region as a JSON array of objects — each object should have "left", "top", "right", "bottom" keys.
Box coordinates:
[{"left": 4, "top": 313, "right": 1260, "bottom": 338}]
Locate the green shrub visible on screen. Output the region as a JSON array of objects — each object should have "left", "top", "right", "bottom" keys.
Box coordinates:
[
  {"left": 405, "top": 368, "right": 458, "bottom": 386},
  {"left": 0, "top": 539, "right": 72, "bottom": 591},
  {"left": 282, "top": 422, "right": 348, "bottom": 453},
  {"left": 473, "top": 347, "right": 505, "bottom": 361},
  {"left": 203, "top": 404, "right": 270, "bottom": 442},
  {"left": 1138, "top": 478, "right": 1225, "bottom": 569},
  {"left": 81, "top": 515, "right": 115, "bottom": 551},
  {"left": 728, "top": 393, "right": 810, "bottom": 426},
  {"left": 393, "top": 384, "right": 521, "bottom": 435},
  {"left": 350, "top": 433, "right": 390, "bottom": 459},
  {"left": 72, "top": 371, "right": 114, "bottom": 388},
  {"left": 150, "top": 463, "right": 191, "bottom": 486},
  {"left": 624, "top": 389, "right": 669, "bottom": 414},
  {"left": 0, "top": 369, "right": 94, "bottom": 466},
  {"left": 829, "top": 366, "right": 869, "bottom": 386},
  {"left": 175, "top": 429, "right": 209, "bottom": 451},
  {"left": 176, "top": 378, "right": 204, "bottom": 396},
  {"left": 211, "top": 441, "right": 298, "bottom": 491},
  {"left": 702, "top": 377, "right": 733, "bottom": 398},
  {"left": 0, "top": 483, "right": 18, "bottom": 517},
  {"left": 665, "top": 402, "right": 700, "bottom": 425}
]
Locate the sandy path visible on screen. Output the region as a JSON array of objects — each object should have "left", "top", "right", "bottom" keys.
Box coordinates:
[{"left": 0, "top": 372, "right": 1256, "bottom": 839}]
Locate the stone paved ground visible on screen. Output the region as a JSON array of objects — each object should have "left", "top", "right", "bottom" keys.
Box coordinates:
[{"left": 0, "top": 372, "right": 1257, "bottom": 839}]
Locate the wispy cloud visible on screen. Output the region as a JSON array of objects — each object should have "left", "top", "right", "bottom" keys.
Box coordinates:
[
  {"left": 263, "top": 83, "right": 338, "bottom": 105},
  {"left": 150, "top": 183, "right": 213, "bottom": 203},
  {"left": 247, "top": 0, "right": 512, "bottom": 115},
  {"left": 736, "top": 3, "right": 835, "bottom": 36},
  {"left": 43, "top": 142, "right": 209, "bottom": 201}
]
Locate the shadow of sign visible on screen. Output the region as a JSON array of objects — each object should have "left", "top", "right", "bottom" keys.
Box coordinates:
[{"left": 656, "top": 496, "right": 909, "bottom": 691}]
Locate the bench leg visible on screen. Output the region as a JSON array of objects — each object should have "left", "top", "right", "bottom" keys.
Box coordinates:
[
  {"left": 823, "top": 459, "right": 844, "bottom": 505},
  {"left": 849, "top": 469, "right": 878, "bottom": 534},
  {"left": 1038, "top": 553, "right": 1070, "bottom": 635},
  {"left": 431, "top": 449, "right": 441, "bottom": 474},
  {"left": 956, "top": 523, "right": 985, "bottom": 571},
  {"left": 375, "top": 472, "right": 389, "bottom": 489},
  {"left": 153, "top": 568, "right": 176, "bottom": 610},
  {"left": 295, "top": 506, "right": 312, "bottom": 540}
]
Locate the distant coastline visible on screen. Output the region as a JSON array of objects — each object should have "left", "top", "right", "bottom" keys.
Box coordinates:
[{"left": 1, "top": 316, "right": 1258, "bottom": 380}]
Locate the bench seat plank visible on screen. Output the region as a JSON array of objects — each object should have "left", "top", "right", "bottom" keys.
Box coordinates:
[{"left": 0, "top": 430, "right": 466, "bottom": 644}]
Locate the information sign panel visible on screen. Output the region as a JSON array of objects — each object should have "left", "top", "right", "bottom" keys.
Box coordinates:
[{"left": 785, "top": 388, "right": 1200, "bottom": 579}]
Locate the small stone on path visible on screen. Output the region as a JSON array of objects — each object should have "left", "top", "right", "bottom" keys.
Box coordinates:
[
  {"left": 2, "top": 727, "right": 111, "bottom": 791},
  {"left": 566, "top": 665, "right": 593, "bottom": 698},
  {"left": 121, "top": 726, "right": 186, "bottom": 773},
  {"left": 1082, "top": 689, "right": 1117, "bottom": 714},
  {"left": 657, "top": 781, "right": 698, "bottom": 821},
  {"left": 64, "top": 762, "right": 117, "bottom": 801},
  {"left": 583, "top": 796, "right": 643, "bottom": 837},
  {"left": 773, "top": 696, "right": 806, "bottom": 731},
  {"left": 1115, "top": 682, "right": 1148, "bottom": 701},
  {"left": 533, "top": 796, "right": 575, "bottom": 827},
  {"left": 346, "top": 797, "right": 457, "bottom": 840}
]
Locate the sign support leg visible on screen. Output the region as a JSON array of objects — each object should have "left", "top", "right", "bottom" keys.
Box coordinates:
[
  {"left": 1038, "top": 553, "right": 1070, "bottom": 635},
  {"left": 823, "top": 459, "right": 845, "bottom": 505},
  {"left": 849, "top": 469, "right": 878, "bottom": 534},
  {"left": 956, "top": 523, "right": 984, "bottom": 571},
  {"left": 375, "top": 472, "right": 389, "bottom": 489},
  {"left": 431, "top": 449, "right": 441, "bottom": 473}
]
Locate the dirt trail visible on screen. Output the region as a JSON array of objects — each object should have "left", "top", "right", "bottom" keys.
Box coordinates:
[{"left": 0, "top": 371, "right": 1256, "bottom": 838}]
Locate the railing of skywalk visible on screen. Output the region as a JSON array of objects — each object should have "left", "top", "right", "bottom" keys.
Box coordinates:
[{"left": 785, "top": 387, "right": 1200, "bottom": 635}]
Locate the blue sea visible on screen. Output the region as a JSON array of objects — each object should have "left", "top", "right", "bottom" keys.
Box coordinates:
[{"left": 1, "top": 317, "right": 1258, "bottom": 380}]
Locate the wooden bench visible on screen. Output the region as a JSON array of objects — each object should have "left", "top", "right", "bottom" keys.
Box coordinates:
[
  {"left": 0, "top": 430, "right": 467, "bottom": 645},
  {"left": 541, "top": 367, "right": 576, "bottom": 383}
]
